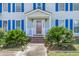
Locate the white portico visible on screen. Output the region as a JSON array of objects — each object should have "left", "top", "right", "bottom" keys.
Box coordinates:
[{"left": 25, "top": 9, "right": 52, "bottom": 37}]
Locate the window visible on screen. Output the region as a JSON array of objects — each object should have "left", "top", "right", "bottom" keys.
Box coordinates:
[
  {"left": 58, "top": 3, "right": 65, "bottom": 11},
  {"left": 73, "top": 3, "right": 79, "bottom": 11},
  {"left": 36, "top": 3, "right": 42, "bottom": 9},
  {"left": 33, "top": 3, "right": 45, "bottom": 10},
  {"left": 74, "top": 20, "right": 79, "bottom": 33},
  {"left": 58, "top": 20, "right": 64, "bottom": 27},
  {"left": 3, "top": 20, "right": 8, "bottom": 31},
  {"left": 3, "top": 3, "right": 8, "bottom": 11},
  {"left": 16, "top": 20, "right": 20, "bottom": 29},
  {"left": 16, "top": 3, "right": 21, "bottom": 12}
]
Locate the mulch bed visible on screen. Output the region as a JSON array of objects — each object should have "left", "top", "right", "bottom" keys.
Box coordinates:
[{"left": 45, "top": 44, "right": 76, "bottom": 51}]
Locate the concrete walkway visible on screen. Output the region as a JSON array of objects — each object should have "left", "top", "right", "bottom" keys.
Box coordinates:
[{"left": 22, "top": 43, "right": 47, "bottom": 56}]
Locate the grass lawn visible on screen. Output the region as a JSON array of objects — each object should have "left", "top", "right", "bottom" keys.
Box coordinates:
[{"left": 48, "top": 39, "right": 79, "bottom": 56}]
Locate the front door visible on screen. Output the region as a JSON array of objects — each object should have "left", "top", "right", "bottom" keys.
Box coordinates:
[{"left": 36, "top": 20, "right": 42, "bottom": 35}]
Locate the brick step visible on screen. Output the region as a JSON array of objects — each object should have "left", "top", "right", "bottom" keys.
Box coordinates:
[{"left": 30, "top": 37, "right": 44, "bottom": 43}]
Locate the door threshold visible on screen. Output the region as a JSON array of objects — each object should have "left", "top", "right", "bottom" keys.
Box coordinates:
[{"left": 32, "top": 35, "right": 44, "bottom": 37}]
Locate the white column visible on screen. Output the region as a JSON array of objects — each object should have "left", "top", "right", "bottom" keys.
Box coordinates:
[
  {"left": 25, "top": 17, "right": 28, "bottom": 35},
  {"left": 49, "top": 14, "right": 52, "bottom": 29},
  {"left": 32, "top": 19, "right": 34, "bottom": 37},
  {"left": 42, "top": 19, "right": 45, "bottom": 36}
]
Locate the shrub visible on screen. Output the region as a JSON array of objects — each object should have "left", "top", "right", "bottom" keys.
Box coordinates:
[
  {"left": 5, "top": 29, "right": 29, "bottom": 48},
  {"left": 44, "top": 26, "right": 73, "bottom": 50},
  {"left": 0, "top": 28, "right": 6, "bottom": 46},
  {"left": 0, "top": 28, "right": 5, "bottom": 39}
]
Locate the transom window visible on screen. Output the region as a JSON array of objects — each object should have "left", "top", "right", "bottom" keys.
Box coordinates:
[
  {"left": 74, "top": 20, "right": 79, "bottom": 33},
  {"left": 3, "top": 3, "right": 8, "bottom": 11}
]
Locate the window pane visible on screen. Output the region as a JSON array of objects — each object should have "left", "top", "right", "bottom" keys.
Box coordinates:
[
  {"left": 16, "top": 3, "right": 21, "bottom": 12},
  {"left": 16, "top": 20, "right": 20, "bottom": 29},
  {"left": 3, "top": 21, "right": 7, "bottom": 31},
  {"left": 3, "top": 3, "right": 8, "bottom": 11},
  {"left": 74, "top": 20, "right": 79, "bottom": 33},
  {"left": 37, "top": 3, "right": 41, "bottom": 9},
  {"left": 58, "top": 3, "right": 64, "bottom": 11},
  {"left": 58, "top": 20, "right": 64, "bottom": 27},
  {"left": 73, "top": 3, "right": 79, "bottom": 11}
]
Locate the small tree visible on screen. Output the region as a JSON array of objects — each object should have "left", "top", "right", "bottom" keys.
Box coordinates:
[{"left": 44, "top": 26, "right": 73, "bottom": 49}]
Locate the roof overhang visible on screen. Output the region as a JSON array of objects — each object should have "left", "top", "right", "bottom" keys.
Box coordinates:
[{"left": 25, "top": 9, "right": 51, "bottom": 18}]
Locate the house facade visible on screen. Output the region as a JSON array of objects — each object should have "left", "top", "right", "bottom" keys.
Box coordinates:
[{"left": 0, "top": 3, "right": 79, "bottom": 39}]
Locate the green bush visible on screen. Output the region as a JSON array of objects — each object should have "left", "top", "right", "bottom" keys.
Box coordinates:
[
  {"left": 5, "top": 29, "right": 29, "bottom": 48},
  {"left": 0, "top": 28, "right": 6, "bottom": 46},
  {"left": 0, "top": 28, "right": 5, "bottom": 39},
  {"left": 44, "top": 26, "right": 73, "bottom": 49}
]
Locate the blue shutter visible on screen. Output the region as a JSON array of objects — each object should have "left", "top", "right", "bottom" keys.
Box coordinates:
[
  {"left": 56, "top": 3, "right": 58, "bottom": 11},
  {"left": 0, "top": 20, "right": 2, "bottom": 28},
  {"left": 65, "top": 19, "right": 68, "bottom": 29},
  {"left": 0, "top": 3, "right": 2, "bottom": 13},
  {"left": 12, "top": 20, "right": 15, "bottom": 30},
  {"left": 70, "top": 3, "right": 73, "bottom": 11},
  {"left": 33, "top": 3, "right": 36, "bottom": 10},
  {"left": 70, "top": 19, "right": 73, "bottom": 30},
  {"left": 55, "top": 19, "right": 58, "bottom": 26},
  {"left": 8, "top": 3, "right": 11, "bottom": 12},
  {"left": 21, "top": 3, "right": 24, "bottom": 12},
  {"left": 21, "top": 20, "right": 24, "bottom": 31},
  {"left": 42, "top": 3, "right": 45, "bottom": 11},
  {"left": 65, "top": 3, "right": 68, "bottom": 11},
  {"left": 12, "top": 3, "right": 15, "bottom": 12},
  {"left": 8, "top": 20, "right": 11, "bottom": 30}
]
